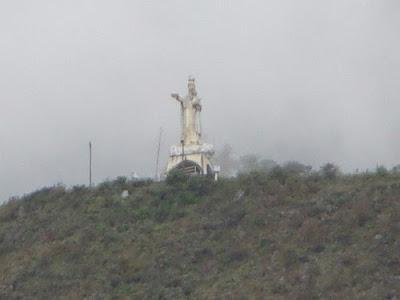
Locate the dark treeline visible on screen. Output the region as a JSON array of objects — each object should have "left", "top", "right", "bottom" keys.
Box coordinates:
[{"left": 215, "top": 144, "right": 399, "bottom": 180}]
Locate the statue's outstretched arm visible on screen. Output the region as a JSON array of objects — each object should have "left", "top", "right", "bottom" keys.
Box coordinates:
[{"left": 171, "top": 93, "right": 183, "bottom": 103}]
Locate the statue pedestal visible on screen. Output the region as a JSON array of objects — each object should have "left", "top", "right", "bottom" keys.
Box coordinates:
[{"left": 166, "top": 143, "right": 216, "bottom": 176}]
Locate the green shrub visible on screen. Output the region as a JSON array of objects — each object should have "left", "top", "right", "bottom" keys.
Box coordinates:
[
  {"left": 320, "top": 163, "right": 340, "bottom": 179},
  {"left": 165, "top": 170, "right": 188, "bottom": 187},
  {"left": 376, "top": 165, "right": 389, "bottom": 177},
  {"left": 187, "top": 176, "right": 214, "bottom": 196}
]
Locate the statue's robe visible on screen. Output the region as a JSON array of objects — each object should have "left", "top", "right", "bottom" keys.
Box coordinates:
[{"left": 180, "top": 96, "right": 201, "bottom": 145}]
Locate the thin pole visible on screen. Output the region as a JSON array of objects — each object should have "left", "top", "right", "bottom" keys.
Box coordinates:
[
  {"left": 155, "top": 128, "right": 163, "bottom": 181},
  {"left": 89, "top": 141, "right": 92, "bottom": 187},
  {"left": 181, "top": 139, "right": 185, "bottom": 162}
]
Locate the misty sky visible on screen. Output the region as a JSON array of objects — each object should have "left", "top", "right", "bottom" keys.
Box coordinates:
[{"left": 1, "top": 0, "right": 400, "bottom": 201}]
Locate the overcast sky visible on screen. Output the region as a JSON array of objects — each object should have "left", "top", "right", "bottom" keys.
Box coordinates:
[{"left": 1, "top": 0, "right": 399, "bottom": 201}]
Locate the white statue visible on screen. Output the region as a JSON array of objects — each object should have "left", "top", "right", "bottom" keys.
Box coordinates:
[
  {"left": 171, "top": 77, "right": 202, "bottom": 145},
  {"left": 166, "top": 77, "right": 219, "bottom": 178}
]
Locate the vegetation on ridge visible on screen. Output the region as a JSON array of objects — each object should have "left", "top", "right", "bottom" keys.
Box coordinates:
[{"left": 0, "top": 167, "right": 400, "bottom": 299}]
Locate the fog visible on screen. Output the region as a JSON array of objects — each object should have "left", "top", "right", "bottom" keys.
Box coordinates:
[{"left": 1, "top": 0, "right": 399, "bottom": 201}]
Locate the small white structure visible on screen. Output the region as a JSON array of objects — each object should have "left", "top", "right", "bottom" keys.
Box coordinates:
[{"left": 166, "top": 77, "right": 219, "bottom": 178}]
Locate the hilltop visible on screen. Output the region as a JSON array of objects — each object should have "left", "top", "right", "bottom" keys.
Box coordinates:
[{"left": 0, "top": 170, "right": 399, "bottom": 299}]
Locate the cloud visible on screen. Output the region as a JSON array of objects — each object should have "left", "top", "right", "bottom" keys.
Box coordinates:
[{"left": 0, "top": 0, "right": 399, "bottom": 201}]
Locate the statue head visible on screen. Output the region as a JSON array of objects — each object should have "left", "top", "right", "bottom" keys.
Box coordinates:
[{"left": 188, "top": 76, "right": 197, "bottom": 98}]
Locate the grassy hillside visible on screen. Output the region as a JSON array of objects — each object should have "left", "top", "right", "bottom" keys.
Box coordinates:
[{"left": 0, "top": 171, "right": 399, "bottom": 299}]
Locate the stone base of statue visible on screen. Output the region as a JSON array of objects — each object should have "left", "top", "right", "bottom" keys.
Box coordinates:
[{"left": 166, "top": 143, "right": 217, "bottom": 177}]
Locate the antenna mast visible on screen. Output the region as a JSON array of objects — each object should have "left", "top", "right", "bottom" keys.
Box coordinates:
[
  {"left": 89, "top": 141, "right": 92, "bottom": 187},
  {"left": 155, "top": 128, "right": 163, "bottom": 181}
]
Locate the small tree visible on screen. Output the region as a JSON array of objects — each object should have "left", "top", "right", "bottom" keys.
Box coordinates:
[
  {"left": 392, "top": 164, "right": 400, "bottom": 174},
  {"left": 238, "top": 154, "right": 277, "bottom": 174},
  {"left": 376, "top": 165, "right": 388, "bottom": 177},
  {"left": 320, "top": 163, "right": 340, "bottom": 179},
  {"left": 282, "top": 161, "right": 312, "bottom": 176}
]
